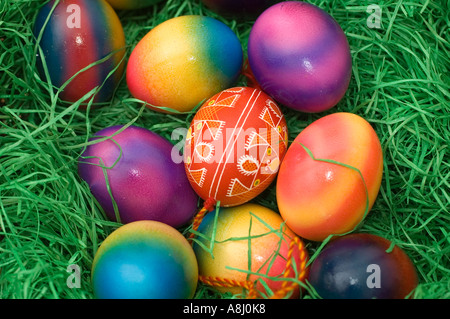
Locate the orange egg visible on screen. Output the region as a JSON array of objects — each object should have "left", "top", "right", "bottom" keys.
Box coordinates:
[
  {"left": 193, "top": 203, "right": 309, "bottom": 298},
  {"left": 126, "top": 15, "right": 243, "bottom": 113},
  {"left": 276, "top": 112, "right": 383, "bottom": 241},
  {"left": 184, "top": 87, "right": 288, "bottom": 207}
]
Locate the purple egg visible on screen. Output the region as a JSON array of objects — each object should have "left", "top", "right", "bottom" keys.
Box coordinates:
[
  {"left": 248, "top": 1, "right": 352, "bottom": 113},
  {"left": 78, "top": 125, "right": 198, "bottom": 227}
]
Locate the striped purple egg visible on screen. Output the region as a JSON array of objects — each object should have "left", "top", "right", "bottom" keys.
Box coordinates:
[
  {"left": 248, "top": 1, "right": 352, "bottom": 113},
  {"left": 78, "top": 125, "right": 199, "bottom": 227},
  {"left": 33, "top": 0, "right": 126, "bottom": 103}
]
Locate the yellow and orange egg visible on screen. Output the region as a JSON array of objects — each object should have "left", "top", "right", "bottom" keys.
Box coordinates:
[{"left": 277, "top": 112, "right": 383, "bottom": 242}]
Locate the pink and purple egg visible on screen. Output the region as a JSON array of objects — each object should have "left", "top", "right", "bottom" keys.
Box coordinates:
[
  {"left": 33, "top": 0, "right": 126, "bottom": 103},
  {"left": 248, "top": 1, "right": 352, "bottom": 113},
  {"left": 92, "top": 221, "right": 198, "bottom": 299},
  {"left": 78, "top": 125, "right": 198, "bottom": 227}
]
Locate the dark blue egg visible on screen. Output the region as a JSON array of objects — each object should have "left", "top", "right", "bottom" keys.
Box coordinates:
[{"left": 309, "top": 233, "right": 419, "bottom": 299}]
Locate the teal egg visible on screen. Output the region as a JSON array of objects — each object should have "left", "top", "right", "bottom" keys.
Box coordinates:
[{"left": 91, "top": 221, "right": 198, "bottom": 299}]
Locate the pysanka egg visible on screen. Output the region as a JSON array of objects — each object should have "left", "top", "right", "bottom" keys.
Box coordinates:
[
  {"left": 33, "top": 0, "right": 126, "bottom": 103},
  {"left": 92, "top": 221, "right": 198, "bottom": 299},
  {"left": 184, "top": 87, "right": 288, "bottom": 207},
  {"left": 248, "top": 1, "right": 352, "bottom": 113},
  {"left": 309, "top": 233, "right": 419, "bottom": 299},
  {"left": 276, "top": 113, "right": 383, "bottom": 241},
  {"left": 194, "top": 204, "right": 309, "bottom": 298},
  {"left": 127, "top": 15, "right": 243, "bottom": 113},
  {"left": 105, "top": 0, "right": 163, "bottom": 10},
  {"left": 78, "top": 125, "right": 198, "bottom": 228}
]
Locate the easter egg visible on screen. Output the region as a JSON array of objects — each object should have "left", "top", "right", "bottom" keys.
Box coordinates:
[
  {"left": 184, "top": 87, "right": 288, "bottom": 207},
  {"left": 201, "top": 0, "right": 275, "bottom": 18},
  {"left": 92, "top": 221, "right": 198, "bottom": 299},
  {"left": 248, "top": 1, "right": 352, "bottom": 113},
  {"left": 127, "top": 15, "right": 243, "bottom": 113},
  {"left": 78, "top": 125, "right": 198, "bottom": 227},
  {"left": 105, "top": 0, "right": 163, "bottom": 10},
  {"left": 276, "top": 112, "right": 383, "bottom": 241},
  {"left": 194, "top": 203, "right": 309, "bottom": 298},
  {"left": 33, "top": 0, "right": 126, "bottom": 103},
  {"left": 309, "top": 233, "right": 419, "bottom": 299}
]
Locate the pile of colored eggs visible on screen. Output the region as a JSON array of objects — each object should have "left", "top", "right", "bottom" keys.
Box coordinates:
[{"left": 32, "top": 0, "right": 420, "bottom": 299}]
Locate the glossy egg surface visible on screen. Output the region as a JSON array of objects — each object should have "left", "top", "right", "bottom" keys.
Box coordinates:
[
  {"left": 33, "top": 0, "right": 126, "bottom": 103},
  {"left": 309, "top": 233, "right": 419, "bottom": 299},
  {"left": 127, "top": 15, "right": 243, "bottom": 113},
  {"left": 194, "top": 203, "right": 308, "bottom": 297},
  {"left": 248, "top": 1, "right": 352, "bottom": 112},
  {"left": 92, "top": 221, "right": 198, "bottom": 299},
  {"left": 78, "top": 125, "right": 198, "bottom": 227},
  {"left": 277, "top": 112, "right": 383, "bottom": 241},
  {"left": 184, "top": 87, "right": 288, "bottom": 207}
]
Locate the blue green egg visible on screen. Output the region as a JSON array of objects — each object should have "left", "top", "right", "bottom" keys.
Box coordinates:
[{"left": 91, "top": 221, "right": 198, "bottom": 299}]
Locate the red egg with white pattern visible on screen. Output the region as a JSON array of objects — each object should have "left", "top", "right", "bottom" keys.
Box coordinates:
[{"left": 184, "top": 87, "right": 288, "bottom": 207}]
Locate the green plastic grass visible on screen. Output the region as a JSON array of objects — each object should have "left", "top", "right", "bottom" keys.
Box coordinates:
[{"left": 0, "top": 0, "right": 449, "bottom": 299}]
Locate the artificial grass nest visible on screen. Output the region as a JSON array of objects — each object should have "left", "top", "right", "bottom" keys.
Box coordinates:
[{"left": 0, "top": 0, "right": 449, "bottom": 299}]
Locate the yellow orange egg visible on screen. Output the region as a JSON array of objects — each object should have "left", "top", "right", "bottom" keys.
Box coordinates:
[
  {"left": 276, "top": 112, "right": 383, "bottom": 241},
  {"left": 193, "top": 203, "right": 309, "bottom": 298},
  {"left": 127, "top": 15, "right": 243, "bottom": 113}
]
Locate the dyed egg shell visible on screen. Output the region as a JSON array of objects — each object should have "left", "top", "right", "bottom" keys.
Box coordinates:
[
  {"left": 127, "top": 15, "right": 243, "bottom": 114},
  {"left": 184, "top": 87, "right": 288, "bottom": 207},
  {"left": 276, "top": 112, "right": 383, "bottom": 241},
  {"left": 194, "top": 203, "right": 309, "bottom": 297},
  {"left": 201, "top": 0, "right": 276, "bottom": 18},
  {"left": 105, "top": 0, "right": 163, "bottom": 10},
  {"left": 78, "top": 125, "right": 198, "bottom": 227},
  {"left": 309, "top": 233, "right": 419, "bottom": 299},
  {"left": 33, "top": 0, "right": 125, "bottom": 103},
  {"left": 92, "top": 221, "right": 198, "bottom": 299},
  {"left": 248, "top": 1, "right": 352, "bottom": 113}
]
